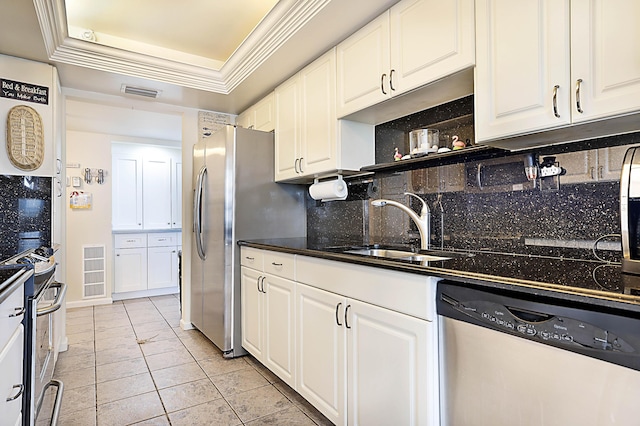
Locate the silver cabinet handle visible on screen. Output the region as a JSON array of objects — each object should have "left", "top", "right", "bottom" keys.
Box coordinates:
[
  {"left": 294, "top": 158, "right": 300, "bottom": 174},
  {"left": 598, "top": 165, "right": 604, "bottom": 179},
  {"left": 271, "top": 262, "right": 283, "bottom": 267},
  {"left": 576, "top": 79, "right": 584, "bottom": 113},
  {"left": 245, "top": 256, "right": 254, "bottom": 261},
  {"left": 389, "top": 69, "right": 396, "bottom": 91},
  {"left": 335, "top": 302, "right": 343, "bottom": 326},
  {"left": 590, "top": 167, "right": 596, "bottom": 180},
  {"left": 345, "top": 304, "right": 352, "bottom": 329},
  {"left": 256, "top": 276, "right": 261, "bottom": 292},
  {"left": 299, "top": 158, "right": 304, "bottom": 174},
  {"left": 260, "top": 276, "right": 266, "bottom": 293},
  {"left": 552, "top": 85, "right": 560, "bottom": 118},
  {"left": 6, "top": 384, "right": 23, "bottom": 402},
  {"left": 381, "top": 73, "right": 387, "bottom": 95},
  {"left": 9, "top": 307, "right": 25, "bottom": 318}
]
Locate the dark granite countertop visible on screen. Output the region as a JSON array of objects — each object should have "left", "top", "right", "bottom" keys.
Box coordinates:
[{"left": 238, "top": 238, "right": 640, "bottom": 315}]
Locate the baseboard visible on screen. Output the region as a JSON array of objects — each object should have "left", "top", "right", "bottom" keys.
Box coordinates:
[
  {"left": 112, "top": 287, "right": 179, "bottom": 301},
  {"left": 66, "top": 297, "right": 114, "bottom": 309}
]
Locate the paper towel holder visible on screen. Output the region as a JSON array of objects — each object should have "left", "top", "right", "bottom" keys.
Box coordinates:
[{"left": 309, "top": 175, "right": 348, "bottom": 202}]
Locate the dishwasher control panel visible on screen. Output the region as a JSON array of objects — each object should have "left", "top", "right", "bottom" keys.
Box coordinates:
[{"left": 437, "top": 281, "right": 640, "bottom": 371}]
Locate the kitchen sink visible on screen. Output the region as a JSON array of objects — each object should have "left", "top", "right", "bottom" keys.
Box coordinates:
[{"left": 343, "top": 248, "right": 452, "bottom": 262}]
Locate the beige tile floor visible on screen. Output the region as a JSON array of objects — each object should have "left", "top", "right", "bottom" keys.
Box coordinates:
[{"left": 52, "top": 294, "right": 333, "bottom": 426}]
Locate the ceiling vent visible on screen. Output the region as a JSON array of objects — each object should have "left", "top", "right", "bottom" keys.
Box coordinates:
[{"left": 121, "top": 84, "right": 161, "bottom": 99}]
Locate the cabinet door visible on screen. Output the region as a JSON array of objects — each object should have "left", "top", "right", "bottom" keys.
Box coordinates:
[
  {"left": 296, "top": 284, "right": 346, "bottom": 426},
  {"left": 112, "top": 154, "right": 143, "bottom": 230},
  {"left": 147, "top": 246, "right": 178, "bottom": 289},
  {"left": 263, "top": 274, "right": 296, "bottom": 388},
  {"left": 254, "top": 92, "right": 275, "bottom": 132},
  {"left": 275, "top": 75, "right": 301, "bottom": 181},
  {"left": 143, "top": 157, "right": 172, "bottom": 230},
  {"left": 0, "top": 325, "right": 23, "bottom": 426},
  {"left": 336, "top": 12, "right": 391, "bottom": 118},
  {"left": 475, "top": 0, "right": 571, "bottom": 142},
  {"left": 240, "top": 267, "right": 264, "bottom": 360},
  {"left": 555, "top": 150, "right": 597, "bottom": 184},
  {"left": 171, "top": 159, "right": 182, "bottom": 229},
  {"left": 570, "top": 1, "right": 640, "bottom": 123},
  {"left": 389, "top": 0, "right": 475, "bottom": 95},
  {"left": 236, "top": 109, "right": 254, "bottom": 129},
  {"left": 114, "top": 248, "right": 148, "bottom": 293},
  {"left": 300, "top": 49, "right": 337, "bottom": 176},
  {"left": 347, "top": 299, "right": 434, "bottom": 426}
]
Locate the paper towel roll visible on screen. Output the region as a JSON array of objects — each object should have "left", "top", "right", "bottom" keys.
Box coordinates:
[{"left": 309, "top": 177, "right": 348, "bottom": 201}]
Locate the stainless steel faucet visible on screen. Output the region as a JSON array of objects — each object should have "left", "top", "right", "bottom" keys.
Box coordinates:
[{"left": 371, "top": 192, "right": 431, "bottom": 250}]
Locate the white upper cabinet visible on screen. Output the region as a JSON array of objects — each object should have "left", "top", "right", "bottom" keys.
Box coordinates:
[
  {"left": 142, "top": 156, "right": 172, "bottom": 230},
  {"left": 237, "top": 92, "right": 275, "bottom": 132},
  {"left": 570, "top": 1, "right": 640, "bottom": 123},
  {"left": 337, "top": 0, "right": 475, "bottom": 118},
  {"left": 112, "top": 144, "right": 181, "bottom": 231},
  {"left": 475, "top": 0, "right": 640, "bottom": 144},
  {"left": 112, "top": 152, "right": 143, "bottom": 230},
  {"left": 275, "top": 48, "right": 374, "bottom": 182}
]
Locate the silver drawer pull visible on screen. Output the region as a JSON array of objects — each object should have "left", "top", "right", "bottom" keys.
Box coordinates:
[
  {"left": 9, "top": 307, "right": 25, "bottom": 318},
  {"left": 271, "top": 262, "right": 283, "bottom": 267},
  {"left": 6, "top": 384, "right": 23, "bottom": 402},
  {"left": 575, "top": 79, "right": 584, "bottom": 113},
  {"left": 245, "top": 256, "right": 255, "bottom": 261},
  {"left": 552, "top": 85, "right": 560, "bottom": 118}
]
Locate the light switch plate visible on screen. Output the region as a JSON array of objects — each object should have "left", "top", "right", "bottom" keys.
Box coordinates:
[{"left": 72, "top": 176, "right": 82, "bottom": 187}]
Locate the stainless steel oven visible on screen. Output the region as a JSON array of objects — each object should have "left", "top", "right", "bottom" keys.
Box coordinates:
[{"left": 6, "top": 251, "right": 66, "bottom": 426}]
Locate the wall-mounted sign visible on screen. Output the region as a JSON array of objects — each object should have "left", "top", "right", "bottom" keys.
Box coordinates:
[{"left": 1, "top": 78, "right": 49, "bottom": 105}]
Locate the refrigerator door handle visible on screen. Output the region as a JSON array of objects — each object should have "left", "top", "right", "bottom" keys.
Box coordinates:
[{"left": 194, "top": 166, "right": 207, "bottom": 260}]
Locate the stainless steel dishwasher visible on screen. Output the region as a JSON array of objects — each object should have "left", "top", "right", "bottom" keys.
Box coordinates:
[{"left": 437, "top": 280, "right": 640, "bottom": 426}]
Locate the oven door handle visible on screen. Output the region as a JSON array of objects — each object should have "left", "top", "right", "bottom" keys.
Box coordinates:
[
  {"left": 36, "top": 379, "right": 64, "bottom": 426},
  {"left": 37, "top": 282, "right": 67, "bottom": 317}
]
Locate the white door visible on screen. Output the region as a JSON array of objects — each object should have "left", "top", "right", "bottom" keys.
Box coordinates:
[
  {"left": 475, "top": 0, "right": 571, "bottom": 142},
  {"left": 336, "top": 11, "right": 391, "bottom": 118},
  {"left": 240, "top": 267, "right": 264, "bottom": 360},
  {"left": 143, "top": 157, "right": 172, "bottom": 229},
  {"left": 296, "top": 284, "right": 346, "bottom": 426},
  {"left": 112, "top": 154, "right": 143, "bottom": 230},
  {"left": 389, "top": 0, "right": 475, "bottom": 95},
  {"left": 300, "top": 49, "right": 337, "bottom": 176},
  {"left": 114, "top": 248, "right": 148, "bottom": 293},
  {"left": 275, "top": 75, "right": 301, "bottom": 181},
  {"left": 570, "top": 1, "right": 640, "bottom": 123},
  {"left": 263, "top": 274, "right": 296, "bottom": 388},
  {"left": 347, "top": 299, "right": 434, "bottom": 426},
  {"left": 147, "top": 246, "right": 178, "bottom": 289}
]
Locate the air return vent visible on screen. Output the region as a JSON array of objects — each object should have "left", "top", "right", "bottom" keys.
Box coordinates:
[
  {"left": 120, "top": 84, "right": 161, "bottom": 99},
  {"left": 83, "top": 245, "right": 106, "bottom": 298}
]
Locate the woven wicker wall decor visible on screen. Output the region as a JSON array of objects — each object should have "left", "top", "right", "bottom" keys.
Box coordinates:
[{"left": 6, "top": 105, "right": 44, "bottom": 171}]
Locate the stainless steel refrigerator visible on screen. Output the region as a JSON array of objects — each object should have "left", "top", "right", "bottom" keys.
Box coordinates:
[{"left": 191, "top": 125, "right": 306, "bottom": 357}]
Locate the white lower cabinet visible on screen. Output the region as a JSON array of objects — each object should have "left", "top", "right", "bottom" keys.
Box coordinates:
[
  {"left": 296, "top": 284, "right": 346, "bottom": 425},
  {"left": 241, "top": 250, "right": 297, "bottom": 388},
  {"left": 0, "top": 325, "right": 24, "bottom": 426},
  {"left": 114, "top": 232, "right": 180, "bottom": 295},
  {"left": 241, "top": 247, "right": 440, "bottom": 426}
]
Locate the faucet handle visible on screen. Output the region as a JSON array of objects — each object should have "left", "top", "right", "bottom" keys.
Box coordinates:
[{"left": 404, "top": 192, "right": 429, "bottom": 217}]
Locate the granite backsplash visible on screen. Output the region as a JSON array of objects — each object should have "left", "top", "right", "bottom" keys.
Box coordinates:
[{"left": 307, "top": 97, "right": 640, "bottom": 258}]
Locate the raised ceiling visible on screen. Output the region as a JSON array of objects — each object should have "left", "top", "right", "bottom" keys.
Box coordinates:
[
  {"left": 65, "top": 0, "right": 278, "bottom": 66},
  {"left": 1, "top": 0, "right": 399, "bottom": 114}
]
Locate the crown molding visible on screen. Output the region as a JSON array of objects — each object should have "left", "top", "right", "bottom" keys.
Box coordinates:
[{"left": 32, "top": 0, "right": 330, "bottom": 94}]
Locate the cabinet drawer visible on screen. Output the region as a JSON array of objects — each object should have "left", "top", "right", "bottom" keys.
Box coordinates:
[
  {"left": 0, "top": 281, "right": 24, "bottom": 350},
  {"left": 114, "top": 233, "right": 147, "bottom": 249},
  {"left": 0, "top": 325, "right": 24, "bottom": 426},
  {"left": 148, "top": 232, "right": 179, "bottom": 247},
  {"left": 263, "top": 251, "right": 295, "bottom": 280},
  {"left": 241, "top": 247, "right": 264, "bottom": 270}
]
